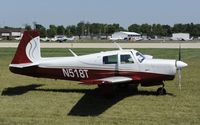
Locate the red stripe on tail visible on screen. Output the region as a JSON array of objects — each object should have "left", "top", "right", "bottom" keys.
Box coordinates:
[{"left": 11, "top": 30, "right": 39, "bottom": 64}]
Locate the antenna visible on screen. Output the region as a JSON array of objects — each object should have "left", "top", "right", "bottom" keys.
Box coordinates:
[
  {"left": 114, "top": 42, "right": 123, "bottom": 50},
  {"left": 68, "top": 49, "right": 78, "bottom": 57}
]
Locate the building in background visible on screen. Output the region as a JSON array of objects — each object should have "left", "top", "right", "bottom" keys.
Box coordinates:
[
  {"left": 0, "top": 28, "right": 24, "bottom": 40},
  {"left": 110, "top": 31, "right": 142, "bottom": 41}
]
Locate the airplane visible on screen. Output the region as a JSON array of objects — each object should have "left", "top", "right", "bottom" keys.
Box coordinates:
[
  {"left": 109, "top": 36, "right": 143, "bottom": 41},
  {"left": 40, "top": 37, "right": 51, "bottom": 42},
  {"left": 9, "top": 30, "right": 188, "bottom": 96},
  {"left": 109, "top": 36, "right": 124, "bottom": 41},
  {"left": 14, "top": 35, "right": 23, "bottom": 41},
  {"left": 51, "top": 35, "right": 66, "bottom": 42},
  {"left": 66, "top": 36, "right": 75, "bottom": 41},
  {"left": 51, "top": 35, "right": 75, "bottom": 42}
]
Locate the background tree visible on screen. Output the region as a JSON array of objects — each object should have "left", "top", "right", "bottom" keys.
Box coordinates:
[
  {"left": 162, "top": 25, "right": 172, "bottom": 36},
  {"left": 34, "top": 23, "right": 46, "bottom": 37},
  {"left": 192, "top": 24, "right": 200, "bottom": 37},
  {"left": 57, "top": 25, "right": 65, "bottom": 35},
  {"left": 47, "top": 25, "right": 57, "bottom": 37},
  {"left": 140, "top": 24, "right": 151, "bottom": 36},
  {"left": 85, "top": 22, "right": 91, "bottom": 36},
  {"left": 3, "top": 22, "right": 200, "bottom": 38},
  {"left": 24, "top": 24, "right": 32, "bottom": 31},
  {"left": 128, "top": 24, "right": 141, "bottom": 33},
  {"left": 172, "top": 24, "right": 186, "bottom": 33},
  {"left": 76, "top": 21, "right": 85, "bottom": 37},
  {"left": 90, "top": 23, "right": 101, "bottom": 36},
  {"left": 65, "top": 25, "right": 76, "bottom": 36}
]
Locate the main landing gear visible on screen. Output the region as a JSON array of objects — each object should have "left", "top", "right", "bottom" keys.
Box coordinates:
[{"left": 156, "top": 83, "right": 166, "bottom": 95}]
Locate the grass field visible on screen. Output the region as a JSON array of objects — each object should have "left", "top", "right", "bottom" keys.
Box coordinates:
[{"left": 0, "top": 48, "right": 200, "bottom": 125}]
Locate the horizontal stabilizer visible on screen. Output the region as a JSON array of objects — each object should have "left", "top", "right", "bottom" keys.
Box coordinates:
[{"left": 9, "top": 63, "right": 39, "bottom": 68}]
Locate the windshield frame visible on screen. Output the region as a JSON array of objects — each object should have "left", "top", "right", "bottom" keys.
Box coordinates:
[{"left": 135, "top": 52, "right": 145, "bottom": 63}]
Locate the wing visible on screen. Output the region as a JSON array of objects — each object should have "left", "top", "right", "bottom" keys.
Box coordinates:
[{"left": 81, "top": 76, "right": 133, "bottom": 85}]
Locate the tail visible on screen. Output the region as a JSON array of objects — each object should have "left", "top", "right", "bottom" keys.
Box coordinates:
[{"left": 11, "top": 30, "right": 41, "bottom": 65}]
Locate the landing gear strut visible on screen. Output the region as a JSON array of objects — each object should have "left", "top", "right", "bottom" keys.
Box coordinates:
[{"left": 156, "top": 83, "right": 166, "bottom": 95}]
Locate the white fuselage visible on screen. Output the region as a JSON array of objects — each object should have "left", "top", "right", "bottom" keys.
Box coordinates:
[{"left": 38, "top": 49, "right": 177, "bottom": 76}]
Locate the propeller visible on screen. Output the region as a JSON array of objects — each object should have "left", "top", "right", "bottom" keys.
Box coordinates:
[
  {"left": 176, "top": 43, "right": 187, "bottom": 90},
  {"left": 178, "top": 43, "right": 182, "bottom": 90},
  {"left": 178, "top": 63, "right": 182, "bottom": 90},
  {"left": 179, "top": 43, "right": 181, "bottom": 61}
]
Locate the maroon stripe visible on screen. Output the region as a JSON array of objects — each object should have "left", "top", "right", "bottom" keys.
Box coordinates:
[{"left": 10, "top": 66, "right": 175, "bottom": 85}]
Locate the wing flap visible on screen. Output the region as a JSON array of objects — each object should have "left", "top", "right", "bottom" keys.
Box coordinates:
[
  {"left": 81, "top": 76, "right": 132, "bottom": 85},
  {"left": 100, "top": 76, "right": 132, "bottom": 83}
]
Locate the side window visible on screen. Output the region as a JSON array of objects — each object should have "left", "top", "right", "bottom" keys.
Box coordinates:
[
  {"left": 136, "top": 52, "right": 145, "bottom": 63},
  {"left": 103, "top": 55, "right": 118, "bottom": 64},
  {"left": 120, "top": 54, "right": 134, "bottom": 64}
]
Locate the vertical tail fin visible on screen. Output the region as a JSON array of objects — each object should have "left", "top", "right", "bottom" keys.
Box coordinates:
[{"left": 11, "top": 30, "right": 41, "bottom": 64}]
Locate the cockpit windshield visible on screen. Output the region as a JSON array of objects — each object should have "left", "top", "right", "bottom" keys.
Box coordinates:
[{"left": 136, "top": 52, "right": 145, "bottom": 63}]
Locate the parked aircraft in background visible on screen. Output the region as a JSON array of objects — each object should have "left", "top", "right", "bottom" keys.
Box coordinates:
[
  {"left": 14, "top": 35, "right": 23, "bottom": 41},
  {"left": 9, "top": 31, "right": 188, "bottom": 96},
  {"left": 40, "top": 36, "right": 75, "bottom": 42},
  {"left": 66, "top": 36, "right": 75, "bottom": 41},
  {"left": 40, "top": 37, "right": 51, "bottom": 42},
  {"left": 109, "top": 36, "right": 124, "bottom": 41},
  {"left": 109, "top": 36, "right": 143, "bottom": 41}
]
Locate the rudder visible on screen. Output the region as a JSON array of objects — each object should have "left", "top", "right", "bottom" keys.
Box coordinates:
[{"left": 11, "top": 30, "right": 41, "bottom": 64}]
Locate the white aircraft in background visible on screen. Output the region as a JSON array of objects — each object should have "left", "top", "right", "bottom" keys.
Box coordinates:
[
  {"left": 9, "top": 31, "right": 188, "bottom": 96},
  {"left": 66, "top": 36, "right": 75, "bottom": 41},
  {"left": 14, "top": 35, "right": 23, "bottom": 41},
  {"left": 51, "top": 35, "right": 75, "bottom": 42},
  {"left": 109, "top": 36, "right": 124, "bottom": 41},
  {"left": 40, "top": 37, "right": 51, "bottom": 42}
]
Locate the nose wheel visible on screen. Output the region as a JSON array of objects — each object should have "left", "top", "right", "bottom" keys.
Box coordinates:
[{"left": 156, "top": 83, "right": 166, "bottom": 95}]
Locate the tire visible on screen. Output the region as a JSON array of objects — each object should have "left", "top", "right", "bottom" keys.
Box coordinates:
[{"left": 156, "top": 87, "right": 166, "bottom": 95}]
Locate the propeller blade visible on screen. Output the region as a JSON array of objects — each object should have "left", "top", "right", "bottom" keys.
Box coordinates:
[
  {"left": 178, "top": 68, "right": 182, "bottom": 90},
  {"left": 179, "top": 43, "right": 181, "bottom": 61},
  {"left": 178, "top": 43, "right": 181, "bottom": 90},
  {"left": 177, "top": 43, "right": 184, "bottom": 90}
]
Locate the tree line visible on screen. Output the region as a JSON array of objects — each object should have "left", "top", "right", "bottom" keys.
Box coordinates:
[
  {"left": 24, "top": 22, "right": 200, "bottom": 38},
  {"left": 128, "top": 23, "right": 200, "bottom": 37}
]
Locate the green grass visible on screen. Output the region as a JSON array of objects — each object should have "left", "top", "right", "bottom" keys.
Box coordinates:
[{"left": 0, "top": 48, "right": 200, "bottom": 125}]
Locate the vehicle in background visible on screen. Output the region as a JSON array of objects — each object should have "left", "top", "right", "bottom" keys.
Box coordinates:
[{"left": 171, "top": 33, "right": 193, "bottom": 41}]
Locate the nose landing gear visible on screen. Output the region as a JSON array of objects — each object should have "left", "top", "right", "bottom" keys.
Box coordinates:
[{"left": 156, "top": 83, "right": 166, "bottom": 95}]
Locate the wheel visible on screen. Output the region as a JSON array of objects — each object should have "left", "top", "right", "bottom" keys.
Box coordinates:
[{"left": 156, "top": 87, "right": 166, "bottom": 95}]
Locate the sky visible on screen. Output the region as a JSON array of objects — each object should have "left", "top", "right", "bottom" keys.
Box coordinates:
[{"left": 0, "top": 0, "right": 199, "bottom": 28}]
